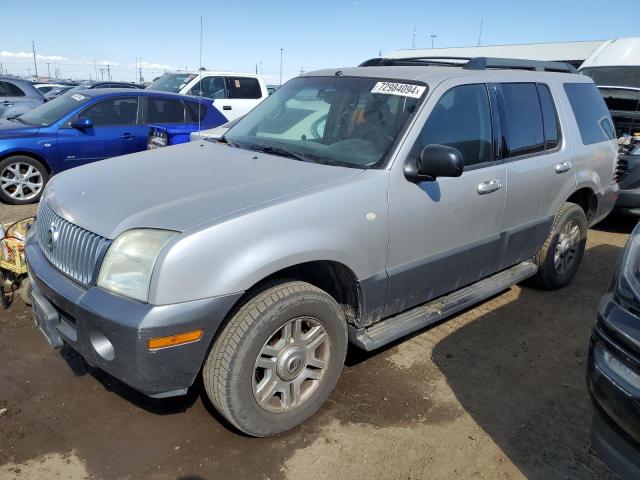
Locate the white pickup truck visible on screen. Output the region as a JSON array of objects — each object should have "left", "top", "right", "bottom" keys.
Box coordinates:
[{"left": 147, "top": 70, "right": 268, "bottom": 122}]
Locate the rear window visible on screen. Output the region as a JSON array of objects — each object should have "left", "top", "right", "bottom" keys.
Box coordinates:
[
  {"left": 564, "top": 83, "right": 616, "bottom": 145},
  {"left": 185, "top": 101, "right": 207, "bottom": 122},
  {"left": 228, "top": 77, "right": 262, "bottom": 99},
  {"left": 0, "top": 81, "right": 25, "bottom": 97}
]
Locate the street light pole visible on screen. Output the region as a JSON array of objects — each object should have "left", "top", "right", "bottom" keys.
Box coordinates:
[
  {"left": 279, "top": 48, "right": 284, "bottom": 87},
  {"left": 46, "top": 62, "right": 51, "bottom": 78},
  {"left": 430, "top": 35, "right": 437, "bottom": 49}
]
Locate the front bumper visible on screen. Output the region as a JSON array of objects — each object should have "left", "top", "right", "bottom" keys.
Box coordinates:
[
  {"left": 25, "top": 231, "right": 242, "bottom": 398},
  {"left": 588, "top": 294, "right": 640, "bottom": 477}
]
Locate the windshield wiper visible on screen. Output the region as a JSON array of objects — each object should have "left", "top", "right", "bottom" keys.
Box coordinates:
[
  {"left": 219, "top": 135, "right": 241, "bottom": 148},
  {"left": 8, "top": 116, "right": 28, "bottom": 124},
  {"left": 259, "top": 146, "right": 315, "bottom": 163}
]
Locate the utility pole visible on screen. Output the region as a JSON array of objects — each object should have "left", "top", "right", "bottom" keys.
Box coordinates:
[
  {"left": 106, "top": 63, "right": 111, "bottom": 81},
  {"left": 94, "top": 59, "right": 98, "bottom": 80},
  {"left": 255, "top": 63, "right": 258, "bottom": 74},
  {"left": 279, "top": 48, "right": 284, "bottom": 87},
  {"left": 31, "top": 41, "right": 38, "bottom": 78},
  {"left": 27, "top": 67, "right": 31, "bottom": 77},
  {"left": 46, "top": 62, "right": 51, "bottom": 78},
  {"left": 412, "top": 25, "right": 416, "bottom": 49},
  {"left": 138, "top": 57, "right": 143, "bottom": 84},
  {"left": 379, "top": 49, "right": 382, "bottom": 58},
  {"left": 430, "top": 34, "right": 437, "bottom": 49},
  {"left": 0, "top": 63, "right": 3, "bottom": 75},
  {"left": 259, "top": 61, "right": 263, "bottom": 75},
  {"left": 477, "top": 18, "right": 484, "bottom": 46}
]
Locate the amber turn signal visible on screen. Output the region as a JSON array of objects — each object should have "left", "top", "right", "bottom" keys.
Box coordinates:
[{"left": 148, "top": 329, "right": 204, "bottom": 350}]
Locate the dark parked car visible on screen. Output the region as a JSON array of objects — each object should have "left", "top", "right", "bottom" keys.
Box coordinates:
[
  {"left": 0, "top": 89, "right": 227, "bottom": 204},
  {"left": 62, "top": 81, "right": 145, "bottom": 95},
  {"left": 588, "top": 222, "right": 640, "bottom": 479},
  {"left": 44, "top": 85, "right": 75, "bottom": 99},
  {"left": 0, "top": 77, "right": 46, "bottom": 119}
]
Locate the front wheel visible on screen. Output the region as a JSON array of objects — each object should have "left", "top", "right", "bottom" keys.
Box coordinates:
[
  {"left": 203, "top": 281, "right": 348, "bottom": 437},
  {"left": 0, "top": 156, "right": 49, "bottom": 205},
  {"left": 532, "top": 202, "right": 588, "bottom": 290}
]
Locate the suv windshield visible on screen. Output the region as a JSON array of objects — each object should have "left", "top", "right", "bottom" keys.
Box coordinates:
[
  {"left": 147, "top": 73, "right": 198, "bottom": 93},
  {"left": 18, "top": 93, "right": 92, "bottom": 126},
  {"left": 224, "top": 76, "right": 425, "bottom": 168},
  {"left": 581, "top": 67, "right": 640, "bottom": 89}
]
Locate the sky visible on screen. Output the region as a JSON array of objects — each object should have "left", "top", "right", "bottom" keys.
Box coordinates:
[{"left": 1, "top": 0, "right": 637, "bottom": 84}]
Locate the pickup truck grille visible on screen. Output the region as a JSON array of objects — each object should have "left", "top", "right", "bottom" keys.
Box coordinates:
[{"left": 35, "top": 201, "right": 111, "bottom": 285}]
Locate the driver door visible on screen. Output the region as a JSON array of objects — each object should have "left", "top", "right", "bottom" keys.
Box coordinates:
[
  {"left": 385, "top": 82, "right": 507, "bottom": 317},
  {"left": 56, "top": 96, "right": 145, "bottom": 167}
]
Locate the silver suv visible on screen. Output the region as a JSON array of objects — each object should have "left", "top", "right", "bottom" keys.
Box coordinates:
[{"left": 26, "top": 57, "right": 619, "bottom": 436}]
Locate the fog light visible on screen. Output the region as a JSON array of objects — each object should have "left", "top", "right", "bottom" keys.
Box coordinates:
[
  {"left": 89, "top": 329, "right": 115, "bottom": 361},
  {"left": 603, "top": 348, "right": 640, "bottom": 390},
  {"left": 148, "top": 330, "right": 204, "bottom": 350}
]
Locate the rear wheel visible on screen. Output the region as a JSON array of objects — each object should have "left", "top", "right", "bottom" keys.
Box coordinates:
[
  {"left": 203, "top": 281, "right": 348, "bottom": 437},
  {"left": 0, "top": 156, "right": 48, "bottom": 205},
  {"left": 532, "top": 202, "right": 588, "bottom": 289}
]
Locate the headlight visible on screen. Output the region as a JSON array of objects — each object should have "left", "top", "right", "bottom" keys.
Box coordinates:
[
  {"left": 616, "top": 227, "right": 640, "bottom": 304},
  {"left": 97, "top": 229, "right": 177, "bottom": 302}
]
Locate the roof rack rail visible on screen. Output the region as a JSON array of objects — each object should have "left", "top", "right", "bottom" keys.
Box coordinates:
[{"left": 359, "top": 56, "right": 577, "bottom": 73}]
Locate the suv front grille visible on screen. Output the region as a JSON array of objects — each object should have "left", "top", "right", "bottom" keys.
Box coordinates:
[{"left": 35, "top": 201, "right": 111, "bottom": 285}]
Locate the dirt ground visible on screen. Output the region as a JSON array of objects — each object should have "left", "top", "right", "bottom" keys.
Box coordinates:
[{"left": 0, "top": 200, "right": 636, "bottom": 480}]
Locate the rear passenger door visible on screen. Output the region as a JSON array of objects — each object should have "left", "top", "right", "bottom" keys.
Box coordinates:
[
  {"left": 496, "top": 82, "right": 576, "bottom": 270},
  {"left": 0, "top": 81, "right": 34, "bottom": 118}
]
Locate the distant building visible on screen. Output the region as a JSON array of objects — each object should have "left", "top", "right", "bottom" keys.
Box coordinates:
[{"left": 386, "top": 40, "right": 606, "bottom": 68}]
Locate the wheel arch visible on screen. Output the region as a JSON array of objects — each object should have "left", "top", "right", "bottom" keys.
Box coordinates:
[
  {"left": 0, "top": 150, "right": 52, "bottom": 174},
  {"left": 565, "top": 186, "right": 598, "bottom": 225}
]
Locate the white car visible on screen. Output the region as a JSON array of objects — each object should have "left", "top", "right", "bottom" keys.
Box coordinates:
[
  {"left": 147, "top": 71, "right": 268, "bottom": 122},
  {"left": 579, "top": 37, "right": 640, "bottom": 88}
]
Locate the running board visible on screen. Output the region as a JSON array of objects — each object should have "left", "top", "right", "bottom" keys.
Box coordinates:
[{"left": 349, "top": 261, "right": 538, "bottom": 351}]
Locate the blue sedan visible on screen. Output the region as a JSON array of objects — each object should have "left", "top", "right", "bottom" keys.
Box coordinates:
[{"left": 0, "top": 89, "right": 227, "bottom": 204}]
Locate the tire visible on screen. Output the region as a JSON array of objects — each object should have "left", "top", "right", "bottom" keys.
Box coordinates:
[
  {"left": 203, "top": 281, "right": 348, "bottom": 437},
  {"left": 18, "top": 277, "right": 32, "bottom": 306},
  {"left": 0, "top": 155, "right": 49, "bottom": 205},
  {"left": 532, "top": 202, "right": 588, "bottom": 290}
]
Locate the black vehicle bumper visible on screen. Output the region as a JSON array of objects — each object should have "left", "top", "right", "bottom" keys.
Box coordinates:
[
  {"left": 25, "top": 232, "right": 242, "bottom": 398},
  {"left": 588, "top": 294, "right": 640, "bottom": 478}
]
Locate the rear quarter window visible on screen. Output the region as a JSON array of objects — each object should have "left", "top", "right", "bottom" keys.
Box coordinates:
[{"left": 564, "top": 83, "right": 615, "bottom": 145}]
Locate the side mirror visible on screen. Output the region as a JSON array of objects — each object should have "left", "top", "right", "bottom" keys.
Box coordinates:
[
  {"left": 405, "top": 144, "right": 464, "bottom": 181},
  {"left": 72, "top": 117, "right": 93, "bottom": 130}
]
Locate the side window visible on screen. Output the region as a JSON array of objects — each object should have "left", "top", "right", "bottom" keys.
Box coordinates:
[
  {"left": 564, "top": 83, "right": 616, "bottom": 144},
  {"left": 500, "top": 83, "right": 544, "bottom": 157},
  {"left": 228, "top": 77, "right": 262, "bottom": 99},
  {"left": 411, "top": 84, "right": 493, "bottom": 167},
  {"left": 144, "top": 98, "right": 187, "bottom": 123},
  {"left": 80, "top": 97, "right": 139, "bottom": 126},
  {"left": 184, "top": 101, "right": 206, "bottom": 122},
  {"left": 0, "top": 81, "right": 25, "bottom": 97},
  {"left": 188, "top": 76, "right": 226, "bottom": 99},
  {"left": 537, "top": 84, "right": 560, "bottom": 150}
]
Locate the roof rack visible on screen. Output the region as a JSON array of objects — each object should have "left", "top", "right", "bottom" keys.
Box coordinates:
[{"left": 359, "top": 56, "right": 577, "bottom": 73}]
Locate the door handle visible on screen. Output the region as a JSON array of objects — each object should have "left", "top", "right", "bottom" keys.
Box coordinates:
[
  {"left": 555, "top": 161, "right": 572, "bottom": 174},
  {"left": 477, "top": 179, "right": 502, "bottom": 195},
  {"left": 222, "top": 105, "right": 232, "bottom": 110},
  {"left": 120, "top": 133, "right": 135, "bottom": 140}
]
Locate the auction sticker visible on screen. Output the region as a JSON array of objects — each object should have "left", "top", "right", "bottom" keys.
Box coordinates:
[
  {"left": 71, "top": 94, "right": 86, "bottom": 101},
  {"left": 371, "top": 82, "right": 425, "bottom": 98}
]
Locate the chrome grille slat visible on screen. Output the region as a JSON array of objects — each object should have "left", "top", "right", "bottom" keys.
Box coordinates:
[{"left": 35, "top": 201, "right": 111, "bottom": 285}]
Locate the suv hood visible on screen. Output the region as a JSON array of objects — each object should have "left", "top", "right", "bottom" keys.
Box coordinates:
[
  {"left": 0, "top": 119, "right": 41, "bottom": 138},
  {"left": 45, "top": 141, "right": 363, "bottom": 239}
]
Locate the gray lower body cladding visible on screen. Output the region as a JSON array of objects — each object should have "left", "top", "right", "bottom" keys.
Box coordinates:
[{"left": 25, "top": 233, "right": 242, "bottom": 398}]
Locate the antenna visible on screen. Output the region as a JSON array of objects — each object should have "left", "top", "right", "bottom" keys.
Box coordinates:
[
  {"left": 197, "top": 15, "right": 203, "bottom": 140},
  {"left": 477, "top": 18, "right": 484, "bottom": 46}
]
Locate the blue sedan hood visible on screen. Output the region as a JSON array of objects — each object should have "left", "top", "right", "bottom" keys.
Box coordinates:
[{"left": 0, "top": 119, "right": 41, "bottom": 138}]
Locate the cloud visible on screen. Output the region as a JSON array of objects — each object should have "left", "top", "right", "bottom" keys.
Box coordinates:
[
  {"left": 1, "top": 50, "right": 69, "bottom": 62},
  {"left": 134, "top": 61, "right": 178, "bottom": 71}
]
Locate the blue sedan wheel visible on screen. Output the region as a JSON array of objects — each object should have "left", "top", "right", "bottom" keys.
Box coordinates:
[{"left": 0, "top": 156, "right": 48, "bottom": 205}]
